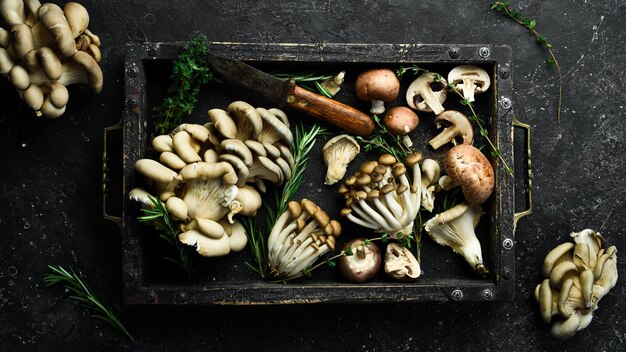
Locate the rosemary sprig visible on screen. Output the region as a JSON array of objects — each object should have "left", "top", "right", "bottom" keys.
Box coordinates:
[
  {"left": 153, "top": 35, "right": 214, "bottom": 135},
  {"left": 245, "top": 123, "right": 327, "bottom": 279},
  {"left": 491, "top": 1, "right": 563, "bottom": 123},
  {"left": 138, "top": 196, "right": 196, "bottom": 279},
  {"left": 356, "top": 115, "right": 412, "bottom": 161},
  {"left": 448, "top": 84, "right": 513, "bottom": 176},
  {"left": 44, "top": 265, "right": 134, "bottom": 341},
  {"left": 272, "top": 71, "right": 334, "bottom": 97}
]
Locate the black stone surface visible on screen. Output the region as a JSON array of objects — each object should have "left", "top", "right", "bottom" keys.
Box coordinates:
[{"left": 1, "top": 0, "right": 624, "bottom": 350}]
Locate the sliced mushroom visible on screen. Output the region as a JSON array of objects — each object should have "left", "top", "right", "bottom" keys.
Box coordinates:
[
  {"left": 448, "top": 65, "right": 491, "bottom": 103},
  {"left": 406, "top": 72, "right": 447, "bottom": 115},
  {"left": 384, "top": 243, "right": 420, "bottom": 281},
  {"left": 428, "top": 110, "right": 473, "bottom": 150},
  {"left": 323, "top": 134, "right": 360, "bottom": 185}
]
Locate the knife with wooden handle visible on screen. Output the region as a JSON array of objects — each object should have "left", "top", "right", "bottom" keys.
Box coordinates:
[{"left": 205, "top": 51, "right": 375, "bottom": 136}]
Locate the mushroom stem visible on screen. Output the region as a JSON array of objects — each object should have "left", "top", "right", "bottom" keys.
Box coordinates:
[{"left": 370, "top": 100, "right": 385, "bottom": 115}]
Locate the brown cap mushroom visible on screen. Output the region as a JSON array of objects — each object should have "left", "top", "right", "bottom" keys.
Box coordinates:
[
  {"left": 383, "top": 106, "right": 419, "bottom": 135},
  {"left": 406, "top": 72, "right": 447, "bottom": 115},
  {"left": 448, "top": 65, "right": 491, "bottom": 103},
  {"left": 354, "top": 68, "right": 400, "bottom": 115},
  {"left": 338, "top": 238, "right": 381, "bottom": 283},
  {"left": 443, "top": 144, "right": 494, "bottom": 205},
  {"left": 428, "top": 110, "right": 474, "bottom": 150}
]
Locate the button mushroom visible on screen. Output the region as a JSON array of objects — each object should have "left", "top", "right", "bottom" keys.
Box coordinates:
[
  {"left": 354, "top": 68, "right": 400, "bottom": 115},
  {"left": 267, "top": 199, "right": 341, "bottom": 279},
  {"left": 442, "top": 144, "right": 494, "bottom": 205},
  {"left": 428, "top": 110, "right": 473, "bottom": 150},
  {"left": 424, "top": 202, "right": 488, "bottom": 276},
  {"left": 322, "top": 134, "right": 360, "bottom": 185},
  {"left": 384, "top": 242, "right": 420, "bottom": 281},
  {"left": 447, "top": 65, "right": 491, "bottom": 103},
  {"left": 535, "top": 229, "right": 618, "bottom": 340},
  {"left": 338, "top": 238, "right": 381, "bottom": 283},
  {"left": 406, "top": 72, "right": 447, "bottom": 115},
  {"left": 383, "top": 106, "right": 419, "bottom": 148}
]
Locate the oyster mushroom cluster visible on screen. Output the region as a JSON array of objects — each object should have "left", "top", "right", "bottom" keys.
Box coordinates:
[
  {"left": 131, "top": 101, "right": 294, "bottom": 257},
  {"left": 535, "top": 229, "right": 618, "bottom": 340},
  {"left": 0, "top": 1, "right": 103, "bottom": 118},
  {"left": 268, "top": 199, "right": 341, "bottom": 279}
]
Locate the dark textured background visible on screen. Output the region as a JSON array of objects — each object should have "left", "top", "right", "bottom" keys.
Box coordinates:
[{"left": 1, "top": 0, "right": 624, "bottom": 350}]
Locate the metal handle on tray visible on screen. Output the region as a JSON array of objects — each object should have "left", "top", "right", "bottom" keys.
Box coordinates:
[
  {"left": 102, "top": 121, "right": 123, "bottom": 227},
  {"left": 512, "top": 116, "right": 532, "bottom": 231}
]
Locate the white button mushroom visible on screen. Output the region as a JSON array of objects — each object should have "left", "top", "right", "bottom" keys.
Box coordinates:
[
  {"left": 447, "top": 65, "right": 491, "bottom": 103},
  {"left": 428, "top": 110, "right": 474, "bottom": 150},
  {"left": 406, "top": 72, "right": 448, "bottom": 115},
  {"left": 384, "top": 242, "right": 421, "bottom": 281}
]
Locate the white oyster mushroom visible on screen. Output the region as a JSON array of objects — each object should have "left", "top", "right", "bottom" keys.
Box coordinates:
[
  {"left": 425, "top": 202, "right": 488, "bottom": 275},
  {"left": 322, "top": 134, "right": 360, "bottom": 185},
  {"left": 447, "top": 65, "right": 491, "bottom": 102}
]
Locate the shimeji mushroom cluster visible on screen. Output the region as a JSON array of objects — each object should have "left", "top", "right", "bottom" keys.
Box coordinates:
[
  {"left": 535, "top": 229, "right": 618, "bottom": 340},
  {"left": 131, "top": 101, "right": 294, "bottom": 257},
  {"left": 268, "top": 199, "right": 341, "bottom": 279},
  {"left": 0, "top": 0, "right": 102, "bottom": 118}
]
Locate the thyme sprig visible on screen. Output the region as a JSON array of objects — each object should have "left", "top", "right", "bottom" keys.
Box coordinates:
[
  {"left": 153, "top": 35, "right": 214, "bottom": 135},
  {"left": 138, "top": 196, "right": 196, "bottom": 279},
  {"left": 44, "top": 265, "right": 134, "bottom": 341},
  {"left": 272, "top": 71, "right": 334, "bottom": 97},
  {"left": 356, "top": 114, "right": 412, "bottom": 161},
  {"left": 244, "top": 123, "right": 327, "bottom": 279},
  {"left": 491, "top": 1, "right": 563, "bottom": 123}
]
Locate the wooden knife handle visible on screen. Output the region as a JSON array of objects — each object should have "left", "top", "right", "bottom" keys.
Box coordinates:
[{"left": 284, "top": 80, "right": 374, "bottom": 136}]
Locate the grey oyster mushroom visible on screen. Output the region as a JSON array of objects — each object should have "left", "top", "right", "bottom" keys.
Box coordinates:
[
  {"left": 339, "top": 153, "right": 422, "bottom": 237},
  {"left": 535, "top": 229, "right": 618, "bottom": 340},
  {"left": 406, "top": 72, "right": 447, "bottom": 115},
  {"left": 447, "top": 65, "right": 491, "bottom": 103},
  {"left": 354, "top": 68, "right": 400, "bottom": 115},
  {"left": 0, "top": 0, "right": 103, "bottom": 118},
  {"left": 384, "top": 242, "right": 420, "bottom": 281},
  {"left": 424, "top": 202, "right": 488, "bottom": 276},
  {"left": 428, "top": 110, "right": 474, "bottom": 150},
  {"left": 131, "top": 102, "right": 297, "bottom": 258},
  {"left": 322, "top": 134, "right": 360, "bottom": 185},
  {"left": 267, "top": 199, "right": 341, "bottom": 279}
]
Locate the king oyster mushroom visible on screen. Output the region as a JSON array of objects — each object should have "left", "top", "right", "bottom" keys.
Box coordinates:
[
  {"left": 447, "top": 65, "right": 491, "bottom": 102},
  {"left": 323, "top": 134, "right": 360, "bottom": 185},
  {"left": 535, "top": 229, "right": 618, "bottom": 340},
  {"left": 267, "top": 199, "right": 341, "bottom": 279},
  {"left": 406, "top": 72, "right": 447, "bottom": 115},
  {"left": 424, "top": 202, "right": 488, "bottom": 275},
  {"left": 440, "top": 144, "right": 494, "bottom": 205},
  {"left": 354, "top": 68, "right": 400, "bottom": 115},
  {"left": 339, "top": 153, "right": 422, "bottom": 237}
]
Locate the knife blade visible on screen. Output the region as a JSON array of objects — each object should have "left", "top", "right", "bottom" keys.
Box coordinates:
[{"left": 205, "top": 52, "right": 374, "bottom": 136}]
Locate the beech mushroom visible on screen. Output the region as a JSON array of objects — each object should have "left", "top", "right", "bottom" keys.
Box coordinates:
[
  {"left": 384, "top": 242, "right": 420, "bottom": 281},
  {"left": 354, "top": 68, "right": 400, "bottom": 114},
  {"left": 447, "top": 65, "right": 491, "bottom": 102},
  {"left": 535, "top": 229, "right": 618, "bottom": 340},
  {"left": 442, "top": 144, "right": 494, "bottom": 205},
  {"left": 338, "top": 238, "right": 381, "bottom": 283},
  {"left": 339, "top": 153, "right": 423, "bottom": 237},
  {"left": 267, "top": 199, "right": 341, "bottom": 279},
  {"left": 424, "top": 202, "right": 488, "bottom": 275},
  {"left": 420, "top": 159, "right": 440, "bottom": 212},
  {"left": 428, "top": 110, "right": 473, "bottom": 150},
  {"left": 322, "top": 134, "right": 360, "bottom": 185},
  {"left": 406, "top": 72, "right": 447, "bottom": 115}
]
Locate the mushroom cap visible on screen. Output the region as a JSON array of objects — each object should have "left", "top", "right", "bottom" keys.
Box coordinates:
[
  {"left": 323, "top": 134, "right": 360, "bottom": 185},
  {"left": 406, "top": 72, "right": 448, "bottom": 114},
  {"left": 63, "top": 2, "right": 90, "bottom": 38},
  {"left": 383, "top": 106, "right": 419, "bottom": 135},
  {"left": 338, "top": 238, "right": 381, "bottom": 283},
  {"left": 38, "top": 46, "right": 62, "bottom": 80},
  {"left": 448, "top": 65, "right": 491, "bottom": 95},
  {"left": 354, "top": 68, "right": 400, "bottom": 103},
  {"left": 444, "top": 144, "right": 494, "bottom": 205},
  {"left": 70, "top": 51, "right": 103, "bottom": 93},
  {"left": 37, "top": 3, "right": 77, "bottom": 58}
]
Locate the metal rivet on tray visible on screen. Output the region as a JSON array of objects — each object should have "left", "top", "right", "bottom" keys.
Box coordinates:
[
  {"left": 147, "top": 46, "right": 159, "bottom": 57},
  {"left": 502, "top": 267, "right": 512, "bottom": 280},
  {"left": 451, "top": 289, "right": 463, "bottom": 300},
  {"left": 499, "top": 67, "right": 510, "bottom": 79},
  {"left": 179, "top": 43, "right": 189, "bottom": 53},
  {"left": 481, "top": 289, "right": 494, "bottom": 300},
  {"left": 502, "top": 238, "right": 514, "bottom": 250},
  {"left": 479, "top": 47, "right": 490, "bottom": 59},
  {"left": 143, "top": 291, "right": 157, "bottom": 303},
  {"left": 448, "top": 47, "right": 461, "bottom": 59},
  {"left": 124, "top": 270, "right": 137, "bottom": 282},
  {"left": 500, "top": 97, "right": 511, "bottom": 110},
  {"left": 127, "top": 66, "right": 138, "bottom": 78},
  {"left": 176, "top": 292, "right": 188, "bottom": 304},
  {"left": 126, "top": 98, "right": 138, "bottom": 109}
]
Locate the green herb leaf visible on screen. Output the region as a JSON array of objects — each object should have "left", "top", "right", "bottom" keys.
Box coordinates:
[{"left": 344, "top": 247, "right": 354, "bottom": 256}]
